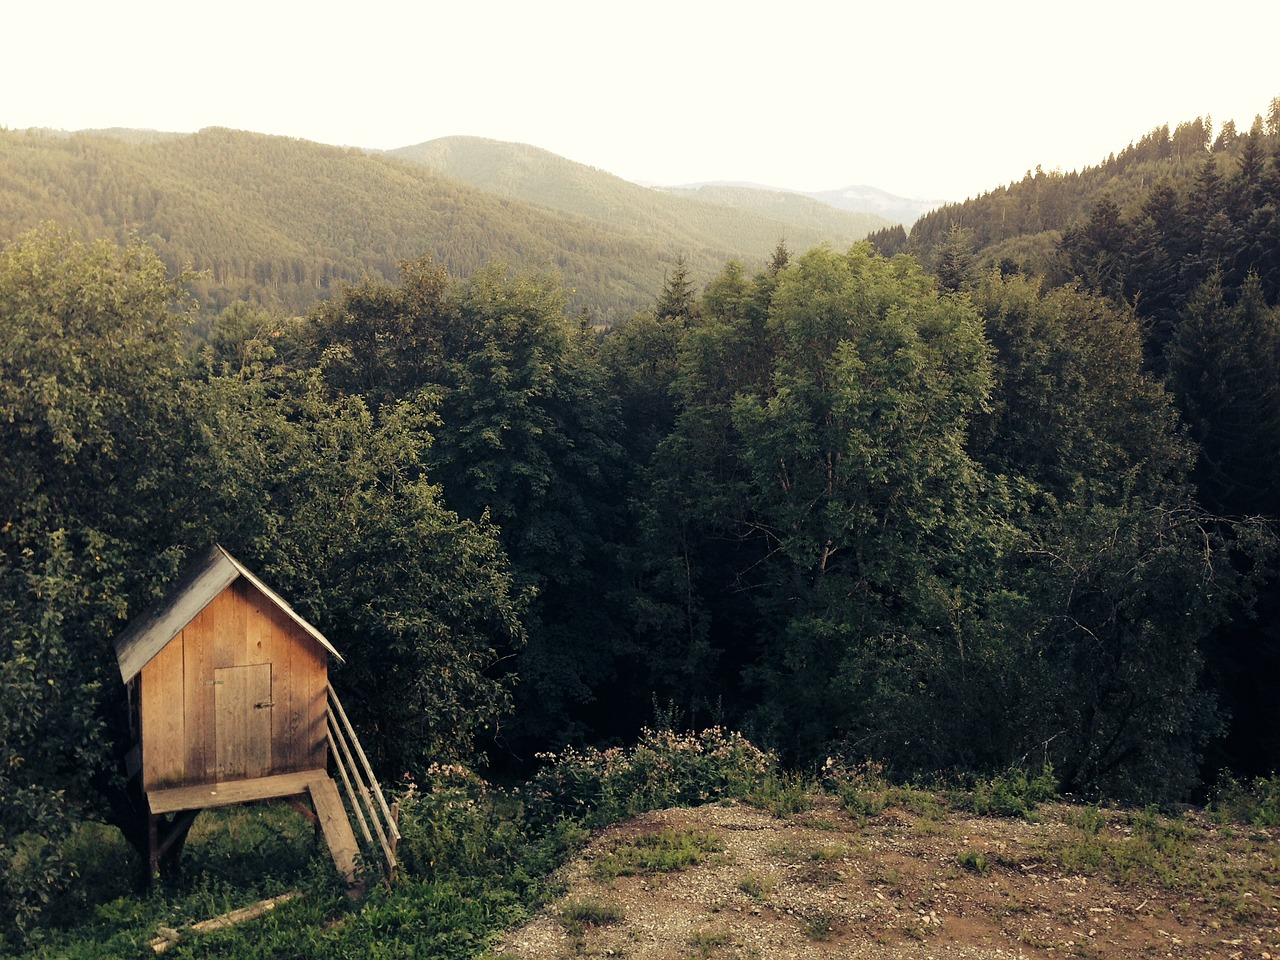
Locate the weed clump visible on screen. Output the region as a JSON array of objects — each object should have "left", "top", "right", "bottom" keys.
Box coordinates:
[
  {"left": 592, "top": 827, "right": 723, "bottom": 880},
  {"left": 1211, "top": 772, "right": 1280, "bottom": 827},
  {"left": 528, "top": 727, "right": 781, "bottom": 828}
]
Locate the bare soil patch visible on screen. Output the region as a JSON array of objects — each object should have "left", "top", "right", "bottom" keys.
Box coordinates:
[{"left": 493, "top": 795, "right": 1280, "bottom": 960}]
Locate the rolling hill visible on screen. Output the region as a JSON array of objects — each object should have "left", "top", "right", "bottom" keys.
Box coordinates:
[
  {"left": 663, "top": 180, "right": 939, "bottom": 227},
  {"left": 0, "top": 128, "right": 891, "bottom": 322},
  {"left": 387, "top": 136, "right": 894, "bottom": 260}
]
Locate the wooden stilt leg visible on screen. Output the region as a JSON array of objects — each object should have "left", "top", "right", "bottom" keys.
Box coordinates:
[
  {"left": 148, "top": 814, "right": 161, "bottom": 882},
  {"left": 286, "top": 796, "right": 318, "bottom": 825},
  {"left": 158, "top": 810, "right": 200, "bottom": 877}
]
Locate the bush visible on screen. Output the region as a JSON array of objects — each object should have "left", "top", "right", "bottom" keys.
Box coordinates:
[
  {"left": 1210, "top": 772, "right": 1280, "bottom": 827},
  {"left": 394, "top": 764, "right": 584, "bottom": 898},
  {"left": 526, "top": 727, "right": 779, "bottom": 828},
  {"left": 950, "top": 765, "right": 1058, "bottom": 819}
]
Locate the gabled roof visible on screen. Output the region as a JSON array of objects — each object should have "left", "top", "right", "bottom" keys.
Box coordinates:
[{"left": 114, "top": 544, "right": 343, "bottom": 683}]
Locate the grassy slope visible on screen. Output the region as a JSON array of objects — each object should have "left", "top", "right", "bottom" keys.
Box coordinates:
[{"left": 20, "top": 775, "right": 1279, "bottom": 959}]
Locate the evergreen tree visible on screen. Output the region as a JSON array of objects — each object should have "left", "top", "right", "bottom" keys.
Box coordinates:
[
  {"left": 1058, "top": 195, "right": 1128, "bottom": 301},
  {"left": 1167, "top": 273, "right": 1280, "bottom": 519},
  {"left": 655, "top": 254, "right": 701, "bottom": 323},
  {"left": 932, "top": 223, "right": 977, "bottom": 292}
]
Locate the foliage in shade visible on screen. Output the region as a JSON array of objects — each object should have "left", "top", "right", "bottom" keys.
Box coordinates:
[
  {"left": 0, "top": 229, "right": 525, "bottom": 940},
  {"left": 616, "top": 245, "right": 1258, "bottom": 799},
  {"left": 293, "top": 258, "right": 633, "bottom": 752}
]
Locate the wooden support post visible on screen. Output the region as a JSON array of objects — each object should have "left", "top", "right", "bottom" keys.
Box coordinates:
[
  {"left": 307, "top": 776, "right": 363, "bottom": 896},
  {"left": 157, "top": 810, "right": 200, "bottom": 876},
  {"left": 148, "top": 814, "right": 161, "bottom": 881},
  {"left": 287, "top": 797, "right": 318, "bottom": 824}
]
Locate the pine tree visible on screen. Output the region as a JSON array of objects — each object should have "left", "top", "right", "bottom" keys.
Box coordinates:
[{"left": 1168, "top": 273, "right": 1280, "bottom": 519}]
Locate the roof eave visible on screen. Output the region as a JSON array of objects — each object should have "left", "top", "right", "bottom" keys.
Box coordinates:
[{"left": 113, "top": 545, "right": 344, "bottom": 684}]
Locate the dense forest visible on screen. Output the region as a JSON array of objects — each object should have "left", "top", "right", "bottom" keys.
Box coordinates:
[
  {"left": 0, "top": 128, "right": 890, "bottom": 324},
  {"left": 2, "top": 100, "right": 1280, "bottom": 944}
]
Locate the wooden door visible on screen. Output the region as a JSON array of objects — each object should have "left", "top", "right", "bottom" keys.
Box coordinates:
[{"left": 214, "top": 664, "right": 272, "bottom": 780}]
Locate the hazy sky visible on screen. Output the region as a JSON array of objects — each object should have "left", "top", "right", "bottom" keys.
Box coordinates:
[{"left": 5, "top": 1, "right": 1278, "bottom": 202}]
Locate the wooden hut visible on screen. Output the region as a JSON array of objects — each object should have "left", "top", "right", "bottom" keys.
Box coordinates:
[{"left": 113, "top": 545, "right": 396, "bottom": 885}]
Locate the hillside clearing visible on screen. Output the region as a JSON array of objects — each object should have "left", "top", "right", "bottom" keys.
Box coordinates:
[{"left": 493, "top": 795, "right": 1280, "bottom": 960}]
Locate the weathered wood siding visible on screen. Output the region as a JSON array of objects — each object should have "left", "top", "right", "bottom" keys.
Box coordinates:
[{"left": 140, "top": 580, "right": 328, "bottom": 791}]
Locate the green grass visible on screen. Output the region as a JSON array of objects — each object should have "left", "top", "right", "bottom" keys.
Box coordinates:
[
  {"left": 744, "top": 772, "right": 813, "bottom": 817},
  {"left": 557, "top": 897, "right": 625, "bottom": 935},
  {"left": 958, "top": 850, "right": 990, "bottom": 875},
  {"left": 687, "top": 927, "right": 731, "bottom": 957},
  {"left": 8, "top": 796, "right": 563, "bottom": 960},
  {"left": 13, "top": 733, "right": 1279, "bottom": 960},
  {"left": 591, "top": 827, "right": 724, "bottom": 880},
  {"left": 736, "top": 871, "right": 774, "bottom": 900},
  {"left": 801, "top": 909, "right": 838, "bottom": 940},
  {"left": 1042, "top": 802, "right": 1280, "bottom": 926},
  {"left": 1211, "top": 773, "right": 1280, "bottom": 827},
  {"left": 830, "top": 762, "right": 1055, "bottom": 824}
]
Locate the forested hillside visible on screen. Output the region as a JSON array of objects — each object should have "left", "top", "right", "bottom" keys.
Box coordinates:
[
  {"left": 889, "top": 101, "right": 1280, "bottom": 291},
  {"left": 3, "top": 101, "right": 1280, "bottom": 950},
  {"left": 388, "top": 136, "right": 891, "bottom": 254},
  {"left": 880, "top": 98, "right": 1280, "bottom": 778},
  {"left": 0, "top": 128, "right": 885, "bottom": 324}
]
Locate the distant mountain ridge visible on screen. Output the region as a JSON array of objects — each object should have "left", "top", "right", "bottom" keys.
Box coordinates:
[
  {"left": 386, "top": 136, "right": 894, "bottom": 251},
  {"left": 0, "top": 128, "right": 898, "bottom": 323},
  {"left": 664, "top": 180, "right": 942, "bottom": 227}
]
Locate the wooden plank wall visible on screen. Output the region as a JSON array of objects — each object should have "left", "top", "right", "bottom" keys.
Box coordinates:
[
  {"left": 139, "top": 638, "right": 185, "bottom": 787},
  {"left": 141, "top": 580, "right": 329, "bottom": 791},
  {"left": 242, "top": 583, "right": 327, "bottom": 772}
]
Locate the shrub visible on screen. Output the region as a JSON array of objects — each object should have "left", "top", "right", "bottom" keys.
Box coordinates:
[
  {"left": 823, "top": 758, "right": 1057, "bottom": 821},
  {"left": 394, "top": 763, "right": 585, "bottom": 899},
  {"left": 527, "top": 728, "right": 779, "bottom": 828},
  {"left": 950, "top": 765, "right": 1058, "bottom": 819},
  {"left": 1211, "top": 772, "right": 1280, "bottom": 827}
]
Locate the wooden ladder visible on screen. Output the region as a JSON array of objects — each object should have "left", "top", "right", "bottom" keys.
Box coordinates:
[
  {"left": 325, "top": 685, "right": 401, "bottom": 882},
  {"left": 307, "top": 775, "right": 362, "bottom": 889}
]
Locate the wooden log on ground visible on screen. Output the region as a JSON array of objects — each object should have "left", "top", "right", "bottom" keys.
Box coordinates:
[{"left": 148, "top": 891, "right": 302, "bottom": 953}]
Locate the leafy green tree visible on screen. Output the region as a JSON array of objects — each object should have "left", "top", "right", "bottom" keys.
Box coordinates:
[
  {"left": 1007, "top": 502, "right": 1232, "bottom": 799},
  {"left": 0, "top": 231, "right": 529, "bottom": 938},
  {"left": 0, "top": 227, "right": 201, "bottom": 939},
  {"left": 969, "top": 273, "right": 1237, "bottom": 798},
  {"left": 299, "top": 260, "right": 630, "bottom": 752},
  {"left": 194, "top": 375, "right": 526, "bottom": 773},
  {"left": 428, "top": 267, "right": 629, "bottom": 748},
  {"left": 616, "top": 257, "right": 778, "bottom": 729},
  {"left": 970, "top": 274, "right": 1190, "bottom": 506},
  {"left": 645, "top": 245, "right": 1001, "bottom": 761}
]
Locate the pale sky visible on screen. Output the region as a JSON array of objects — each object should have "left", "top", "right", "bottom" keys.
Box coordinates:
[{"left": 4, "top": 1, "right": 1278, "bottom": 203}]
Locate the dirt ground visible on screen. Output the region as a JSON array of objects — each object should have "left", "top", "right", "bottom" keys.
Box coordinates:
[{"left": 493, "top": 795, "right": 1280, "bottom": 960}]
